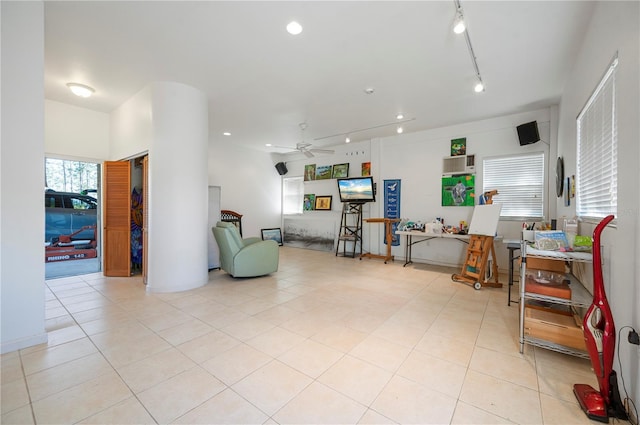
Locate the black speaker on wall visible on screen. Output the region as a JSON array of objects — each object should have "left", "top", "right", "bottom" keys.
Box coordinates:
[
  {"left": 517, "top": 121, "right": 540, "bottom": 145},
  {"left": 275, "top": 162, "right": 288, "bottom": 175}
]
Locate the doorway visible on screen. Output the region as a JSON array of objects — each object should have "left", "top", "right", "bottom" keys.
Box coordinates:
[{"left": 44, "top": 158, "right": 101, "bottom": 279}]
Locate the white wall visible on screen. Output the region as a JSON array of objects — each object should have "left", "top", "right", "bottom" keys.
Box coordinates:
[
  {"left": 45, "top": 100, "right": 110, "bottom": 161},
  {"left": 1, "top": 1, "right": 48, "bottom": 353},
  {"left": 208, "top": 140, "right": 283, "bottom": 238},
  {"left": 278, "top": 110, "right": 555, "bottom": 268},
  {"left": 109, "top": 86, "right": 152, "bottom": 160},
  {"left": 556, "top": 1, "right": 639, "bottom": 404},
  {"left": 111, "top": 82, "right": 209, "bottom": 293}
]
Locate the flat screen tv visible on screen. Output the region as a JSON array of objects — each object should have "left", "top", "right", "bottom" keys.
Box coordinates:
[{"left": 337, "top": 177, "right": 375, "bottom": 203}]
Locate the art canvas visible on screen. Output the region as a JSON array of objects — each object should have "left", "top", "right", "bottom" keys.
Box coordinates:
[
  {"left": 451, "top": 137, "right": 467, "bottom": 156},
  {"left": 361, "top": 162, "right": 371, "bottom": 176},
  {"left": 304, "top": 164, "right": 316, "bottom": 181},
  {"left": 442, "top": 174, "right": 475, "bottom": 206},
  {"left": 315, "top": 165, "right": 332, "bottom": 180},
  {"left": 303, "top": 194, "right": 315, "bottom": 211}
]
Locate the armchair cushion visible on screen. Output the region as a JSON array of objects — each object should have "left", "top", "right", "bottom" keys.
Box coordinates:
[{"left": 212, "top": 221, "right": 279, "bottom": 277}]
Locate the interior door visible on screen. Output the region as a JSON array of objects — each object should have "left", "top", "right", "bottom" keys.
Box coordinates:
[{"left": 103, "top": 161, "right": 131, "bottom": 276}]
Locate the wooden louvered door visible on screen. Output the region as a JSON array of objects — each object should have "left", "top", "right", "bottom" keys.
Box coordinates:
[{"left": 103, "top": 161, "right": 131, "bottom": 276}]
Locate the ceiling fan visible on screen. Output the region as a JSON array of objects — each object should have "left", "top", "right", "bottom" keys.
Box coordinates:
[{"left": 271, "top": 123, "right": 335, "bottom": 158}]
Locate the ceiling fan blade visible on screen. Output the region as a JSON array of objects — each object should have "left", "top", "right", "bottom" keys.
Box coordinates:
[
  {"left": 309, "top": 148, "right": 335, "bottom": 154},
  {"left": 269, "top": 145, "right": 297, "bottom": 151},
  {"left": 303, "top": 150, "right": 315, "bottom": 158}
]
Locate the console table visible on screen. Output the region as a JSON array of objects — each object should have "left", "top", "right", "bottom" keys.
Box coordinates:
[{"left": 395, "top": 231, "right": 470, "bottom": 267}]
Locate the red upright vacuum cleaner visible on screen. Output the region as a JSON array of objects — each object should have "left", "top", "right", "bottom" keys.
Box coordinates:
[{"left": 573, "top": 214, "right": 628, "bottom": 423}]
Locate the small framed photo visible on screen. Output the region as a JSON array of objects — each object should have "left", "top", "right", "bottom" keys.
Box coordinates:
[
  {"left": 261, "top": 228, "right": 283, "bottom": 246},
  {"left": 315, "top": 195, "right": 332, "bottom": 211},
  {"left": 332, "top": 163, "right": 349, "bottom": 179}
]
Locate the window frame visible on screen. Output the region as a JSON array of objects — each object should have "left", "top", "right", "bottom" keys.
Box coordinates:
[
  {"left": 282, "top": 176, "right": 304, "bottom": 215},
  {"left": 575, "top": 54, "right": 618, "bottom": 222},
  {"left": 482, "top": 151, "right": 546, "bottom": 221}
]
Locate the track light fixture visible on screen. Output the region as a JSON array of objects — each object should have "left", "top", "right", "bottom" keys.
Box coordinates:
[
  {"left": 453, "top": 8, "right": 466, "bottom": 34},
  {"left": 453, "top": 0, "right": 485, "bottom": 94}
]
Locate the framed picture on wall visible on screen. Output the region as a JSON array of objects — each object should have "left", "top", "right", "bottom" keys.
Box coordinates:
[
  {"left": 332, "top": 163, "right": 349, "bottom": 178},
  {"left": 304, "top": 164, "right": 316, "bottom": 181},
  {"left": 261, "top": 228, "right": 283, "bottom": 246},
  {"left": 315, "top": 165, "right": 332, "bottom": 180},
  {"left": 315, "top": 195, "right": 332, "bottom": 211},
  {"left": 361, "top": 162, "right": 371, "bottom": 176},
  {"left": 303, "top": 194, "right": 315, "bottom": 211},
  {"left": 442, "top": 174, "right": 475, "bottom": 206}
]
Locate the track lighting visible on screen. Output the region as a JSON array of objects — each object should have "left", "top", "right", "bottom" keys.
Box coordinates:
[
  {"left": 453, "top": 1, "right": 485, "bottom": 94},
  {"left": 453, "top": 9, "right": 466, "bottom": 34}
]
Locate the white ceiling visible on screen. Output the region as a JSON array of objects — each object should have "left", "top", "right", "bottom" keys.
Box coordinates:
[{"left": 44, "top": 1, "right": 594, "bottom": 154}]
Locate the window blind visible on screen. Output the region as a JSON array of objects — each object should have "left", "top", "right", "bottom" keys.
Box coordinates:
[
  {"left": 483, "top": 152, "right": 545, "bottom": 219},
  {"left": 576, "top": 56, "right": 617, "bottom": 219},
  {"left": 283, "top": 176, "right": 303, "bottom": 215}
]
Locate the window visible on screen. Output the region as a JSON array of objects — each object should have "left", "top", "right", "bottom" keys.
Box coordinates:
[
  {"left": 576, "top": 55, "right": 617, "bottom": 220},
  {"left": 283, "top": 176, "right": 303, "bottom": 215},
  {"left": 483, "top": 152, "right": 545, "bottom": 219}
]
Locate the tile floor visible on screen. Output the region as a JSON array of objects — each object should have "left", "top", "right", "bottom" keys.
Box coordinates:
[{"left": 1, "top": 247, "right": 606, "bottom": 424}]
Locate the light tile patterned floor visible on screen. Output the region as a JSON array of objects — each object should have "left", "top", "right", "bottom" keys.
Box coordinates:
[{"left": 1, "top": 247, "right": 604, "bottom": 424}]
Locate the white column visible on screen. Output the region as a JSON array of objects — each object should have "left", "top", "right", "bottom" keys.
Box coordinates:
[{"left": 145, "top": 82, "right": 209, "bottom": 292}]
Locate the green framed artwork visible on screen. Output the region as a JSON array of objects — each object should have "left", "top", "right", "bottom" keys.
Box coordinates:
[
  {"left": 332, "top": 163, "right": 349, "bottom": 178},
  {"left": 303, "top": 194, "right": 315, "bottom": 211},
  {"left": 304, "top": 164, "right": 316, "bottom": 181},
  {"left": 451, "top": 137, "right": 467, "bottom": 156},
  {"left": 442, "top": 174, "right": 475, "bottom": 206},
  {"left": 315, "top": 165, "right": 332, "bottom": 180}
]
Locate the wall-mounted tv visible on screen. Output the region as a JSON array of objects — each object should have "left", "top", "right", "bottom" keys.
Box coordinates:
[{"left": 337, "top": 177, "right": 375, "bottom": 203}]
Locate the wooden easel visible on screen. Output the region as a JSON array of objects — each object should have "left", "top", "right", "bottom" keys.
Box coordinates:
[
  {"left": 361, "top": 218, "right": 400, "bottom": 264},
  {"left": 452, "top": 234, "right": 502, "bottom": 290}
]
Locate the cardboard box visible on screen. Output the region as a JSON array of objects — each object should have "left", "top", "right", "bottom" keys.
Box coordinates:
[
  {"left": 524, "top": 307, "right": 586, "bottom": 351},
  {"left": 523, "top": 257, "right": 567, "bottom": 273},
  {"left": 525, "top": 277, "right": 571, "bottom": 299}
]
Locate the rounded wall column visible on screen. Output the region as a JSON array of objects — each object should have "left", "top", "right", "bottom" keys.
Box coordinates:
[{"left": 146, "top": 82, "right": 209, "bottom": 292}]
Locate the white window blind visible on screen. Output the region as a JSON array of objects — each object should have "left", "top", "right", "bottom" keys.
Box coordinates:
[
  {"left": 283, "top": 176, "right": 303, "bottom": 215},
  {"left": 576, "top": 56, "right": 617, "bottom": 219},
  {"left": 483, "top": 152, "right": 545, "bottom": 219}
]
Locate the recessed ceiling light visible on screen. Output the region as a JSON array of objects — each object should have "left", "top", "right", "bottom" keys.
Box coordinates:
[
  {"left": 286, "top": 21, "right": 303, "bottom": 35},
  {"left": 364, "top": 87, "right": 375, "bottom": 95},
  {"left": 345, "top": 136, "right": 351, "bottom": 143},
  {"left": 223, "top": 132, "right": 231, "bottom": 136},
  {"left": 265, "top": 143, "right": 272, "bottom": 147},
  {"left": 396, "top": 113, "right": 404, "bottom": 120},
  {"left": 474, "top": 80, "right": 485, "bottom": 93},
  {"left": 66, "top": 82, "right": 94, "bottom": 98},
  {"left": 397, "top": 126, "right": 404, "bottom": 134}
]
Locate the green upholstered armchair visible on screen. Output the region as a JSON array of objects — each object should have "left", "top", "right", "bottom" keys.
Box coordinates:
[{"left": 212, "top": 221, "right": 279, "bottom": 277}]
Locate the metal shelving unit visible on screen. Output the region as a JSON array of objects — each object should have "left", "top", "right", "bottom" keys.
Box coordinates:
[{"left": 519, "top": 242, "right": 593, "bottom": 358}]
